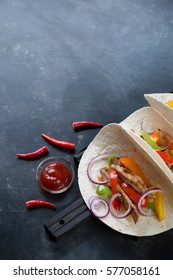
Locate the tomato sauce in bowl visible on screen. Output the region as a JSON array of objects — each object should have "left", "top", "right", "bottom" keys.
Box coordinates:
[{"left": 36, "top": 157, "right": 74, "bottom": 194}]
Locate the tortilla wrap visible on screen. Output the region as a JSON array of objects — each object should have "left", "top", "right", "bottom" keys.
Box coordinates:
[
  {"left": 78, "top": 123, "right": 173, "bottom": 236},
  {"left": 121, "top": 106, "right": 173, "bottom": 181},
  {"left": 145, "top": 93, "right": 173, "bottom": 123}
]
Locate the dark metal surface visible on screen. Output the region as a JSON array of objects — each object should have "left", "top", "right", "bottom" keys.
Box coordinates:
[{"left": 1, "top": 0, "right": 173, "bottom": 260}]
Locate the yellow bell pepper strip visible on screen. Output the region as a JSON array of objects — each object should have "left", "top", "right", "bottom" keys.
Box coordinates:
[
  {"left": 107, "top": 155, "right": 115, "bottom": 167},
  {"left": 156, "top": 150, "right": 173, "bottom": 164},
  {"left": 154, "top": 192, "right": 164, "bottom": 221},
  {"left": 149, "top": 129, "right": 160, "bottom": 144},
  {"left": 167, "top": 100, "right": 173, "bottom": 109},
  {"left": 141, "top": 130, "right": 162, "bottom": 150},
  {"left": 96, "top": 185, "right": 112, "bottom": 196},
  {"left": 118, "top": 157, "right": 150, "bottom": 186},
  {"left": 120, "top": 180, "right": 148, "bottom": 207},
  {"left": 109, "top": 169, "right": 118, "bottom": 194}
]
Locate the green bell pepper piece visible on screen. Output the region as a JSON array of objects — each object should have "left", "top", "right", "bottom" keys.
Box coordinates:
[
  {"left": 141, "top": 130, "right": 161, "bottom": 150},
  {"left": 107, "top": 155, "right": 115, "bottom": 167},
  {"left": 148, "top": 201, "right": 156, "bottom": 212},
  {"left": 96, "top": 185, "right": 112, "bottom": 196}
]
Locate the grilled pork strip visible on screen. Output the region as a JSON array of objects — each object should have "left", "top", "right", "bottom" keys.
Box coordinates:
[
  {"left": 158, "top": 129, "right": 169, "bottom": 148},
  {"left": 111, "top": 160, "right": 147, "bottom": 193},
  {"left": 100, "top": 167, "right": 140, "bottom": 223}
]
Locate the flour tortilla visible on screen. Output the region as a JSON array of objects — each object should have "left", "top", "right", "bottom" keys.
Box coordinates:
[
  {"left": 121, "top": 106, "right": 173, "bottom": 181},
  {"left": 145, "top": 93, "right": 173, "bottom": 124},
  {"left": 78, "top": 123, "right": 173, "bottom": 236}
]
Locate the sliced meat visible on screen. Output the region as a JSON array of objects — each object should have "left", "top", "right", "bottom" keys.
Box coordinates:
[
  {"left": 100, "top": 167, "right": 140, "bottom": 223},
  {"left": 111, "top": 162, "right": 147, "bottom": 193},
  {"left": 158, "top": 129, "right": 170, "bottom": 148},
  {"left": 100, "top": 166, "right": 110, "bottom": 183},
  {"left": 116, "top": 184, "right": 140, "bottom": 223}
]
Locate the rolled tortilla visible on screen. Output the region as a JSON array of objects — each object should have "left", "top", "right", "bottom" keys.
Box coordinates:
[
  {"left": 121, "top": 106, "right": 173, "bottom": 181},
  {"left": 78, "top": 123, "right": 173, "bottom": 236},
  {"left": 145, "top": 93, "right": 173, "bottom": 124}
]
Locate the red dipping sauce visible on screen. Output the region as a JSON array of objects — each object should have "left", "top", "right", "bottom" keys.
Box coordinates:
[
  {"left": 36, "top": 157, "right": 74, "bottom": 194},
  {"left": 40, "top": 162, "right": 71, "bottom": 191}
]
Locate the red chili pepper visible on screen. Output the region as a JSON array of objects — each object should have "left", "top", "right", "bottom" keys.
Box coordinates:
[
  {"left": 109, "top": 170, "right": 118, "bottom": 194},
  {"left": 16, "top": 146, "right": 49, "bottom": 159},
  {"left": 72, "top": 121, "right": 103, "bottom": 130},
  {"left": 41, "top": 133, "right": 75, "bottom": 150},
  {"left": 26, "top": 200, "right": 56, "bottom": 208}
]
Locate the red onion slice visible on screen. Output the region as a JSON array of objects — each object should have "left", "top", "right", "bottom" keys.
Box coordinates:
[
  {"left": 88, "top": 196, "right": 102, "bottom": 209},
  {"left": 109, "top": 193, "right": 131, "bottom": 219},
  {"left": 137, "top": 188, "right": 162, "bottom": 216},
  {"left": 141, "top": 121, "right": 154, "bottom": 134},
  {"left": 88, "top": 196, "right": 99, "bottom": 205},
  {"left": 160, "top": 141, "right": 171, "bottom": 151},
  {"left": 87, "top": 154, "right": 109, "bottom": 185},
  {"left": 89, "top": 197, "right": 109, "bottom": 218}
]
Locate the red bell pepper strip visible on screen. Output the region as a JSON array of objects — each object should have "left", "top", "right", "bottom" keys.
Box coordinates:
[
  {"left": 120, "top": 181, "right": 148, "bottom": 207},
  {"left": 41, "top": 134, "right": 75, "bottom": 150},
  {"left": 26, "top": 200, "right": 56, "bottom": 208},
  {"left": 156, "top": 150, "right": 173, "bottom": 164},
  {"left": 112, "top": 197, "right": 121, "bottom": 211},
  {"left": 16, "top": 146, "right": 49, "bottom": 159},
  {"left": 72, "top": 121, "right": 103, "bottom": 130},
  {"left": 109, "top": 170, "right": 118, "bottom": 194},
  {"left": 120, "top": 181, "right": 140, "bottom": 204}
]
